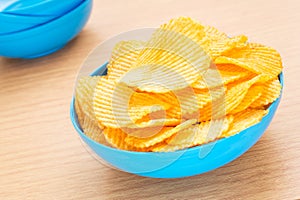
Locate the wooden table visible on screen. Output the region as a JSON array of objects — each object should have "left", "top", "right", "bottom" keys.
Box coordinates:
[{"left": 1, "top": 0, "right": 299, "bottom": 199}]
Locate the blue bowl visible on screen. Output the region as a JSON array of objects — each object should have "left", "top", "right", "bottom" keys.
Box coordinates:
[
  {"left": 0, "top": 12, "right": 54, "bottom": 35},
  {"left": 1, "top": 0, "right": 85, "bottom": 17},
  {"left": 0, "top": 0, "right": 92, "bottom": 59},
  {"left": 70, "top": 63, "right": 283, "bottom": 178}
]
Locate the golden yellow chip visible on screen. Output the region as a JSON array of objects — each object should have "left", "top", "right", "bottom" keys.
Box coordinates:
[
  {"left": 128, "top": 105, "right": 165, "bottom": 122},
  {"left": 94, "top": 78, "right": 133, "bottom": 128},
  {"left": 102, "top": 127, "right": 133, "bottom": 150},
  {"left": 192, "top": 68, "right": 249, "bottom": 89},
  {"left": 75, "top": 76, "right": 102, "bottom": 120},
  {"left": 107, "top": 40, "right": 144, "bottom": 80},
  {"left": 82, "top": 116, "right": 110, "bottom": 146},
  {"left": 250, "top": 78, "right": 282, "bottom": 108},
  {"left": 74, "top": 98, "right": 84, "bottom": 128},
  {"left": 76, "top": 17, "right": 283, "bottom": 153},
  {"left": 160, "top": 16, "right": 206, "bottom": 43},
  {"left": 94, "top": 78, "right": 180, "bottom": 128},
  {"left": 148, "top": 87, "right": 201, "bottom": 120},
  {"left": 207, "top": 35, "right": 248, "bottom": 60},
  {"left": 75, "top": 76, "right": 109, "bottom": 144},
  {"left": 125, "top": 119, "right": 197, "bottom": 148},
  {"left": 216, "top": 64, "right": 255, "bottom": 75},
  {"left": 230, "top": 84, "right": 263, "bottom": 114},
  {"left": 215, "top": 43, "right": 283, "bottom": 78},
  {"left": 152, "top": 116, "right": 234, "bottom": 152},
  {"left": 222, "top": 109, "right": 268, "bottom": 137},
  {"left": 198, "top": 75, "right": 263, "bottom": 121},
  {"left": 118, "top": 27, "right": 211, "bottom": 92}
]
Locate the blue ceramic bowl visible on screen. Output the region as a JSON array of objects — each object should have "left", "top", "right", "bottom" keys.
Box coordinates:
[
  {"left": 0, "top": 0, "right": 92, "bottom": 59},
  {"left": 70, "top": 63, "right": 283, "bottom": 178},
  {"left": 1, "top": 0, "right": 84, "bottom": 17},
  {"left": 0, "top": 13, "right": 54, "bottom": 35}
]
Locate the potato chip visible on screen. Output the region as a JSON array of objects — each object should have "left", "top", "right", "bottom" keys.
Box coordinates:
[
  {"left": 216, "top": 63, "right": 254, "bottom": 74},
  {"left": 128, "top": 105, "right": 165, "bottom": 122},
  {"left": 206, "top": 34, "right": 248, "bottom": 60},
  {"left": 148, "top": 87, "right": 201, "bottom": 120},
  {"left": 198, "top": 75, "right": 264, "bottom": 121},
  {"left": 94, "top": 78, "right": 133, "bottom": 128},
  {"left": 215, "top": 43, "right": 283, "bottom": 78},
  {"left": 160, "top": 16, "right": 206, "bottom": 43},
  {"left": 129, "top": 92, "right": 170, "bottom": 109},
  {"left": 130, "top": 118, "right": 181, "bottom": 128},
  {"left": 82, "top": 116, "right": 110, "bottom": 146},
  {"left": 74, "top": 98, "right": 84, "bottom": 128},
  {"left": 125, "top": 119, "right": 197, "bottom": 148},
  {"left": 119, "top": 27, "right": 211, "bottom": 92},
  {"left": 76, "top": 17, "right": 282, "bottom": 152},
  {"left": 192, "top": 68, "right": 249, "bottom": 89},
  {"left": 75, "top": 76, "right": 102, "bottom": 120},
  {"left": 222, "top": 109, "right": 268, "bottom": 137},
  {"left": 94, "top": 78, "right": 180, "bottom": 128},
  {"left": 230, "top": 84, "right": 263, "bottom": 114},
  {"left": 107, "top": 40, "right": 145, "bottom": 80},
  {"left": 152, "top": 116, "right": 234, "bottom": 152},
  {"left": 250, "top": 78, "right": 282, "bottom": 108},
  {"left": 102, "top": 127, "right": 133, "bottom": 150},
  {"left": 75, "top": 76, "right": 109, "bottom": 144},
  {"left": 160, "top": 17, "right": 248, "bottom": 61}
]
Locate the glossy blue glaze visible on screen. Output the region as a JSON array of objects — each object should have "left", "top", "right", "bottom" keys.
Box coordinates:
[
  {"left": 0, "top": 0, "right": 92, "bottom": 58},
  {"left": 1, "top": 0, "right": 84, "bottom": 17},
  {"left": 0, "top": 13, "right": 54, "bottom": 35},
  {"left": 70, "top": 63, "right": 283, "bottom": 178}
]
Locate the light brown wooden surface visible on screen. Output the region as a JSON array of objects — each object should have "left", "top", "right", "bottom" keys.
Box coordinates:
[{"left": 1, "top": 0, "right": 300, "bottom": 199}]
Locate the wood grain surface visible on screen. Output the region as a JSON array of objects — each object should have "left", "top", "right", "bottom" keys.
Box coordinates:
[{"left": 1, "top": 0, "right": 300, "bottom": 199}]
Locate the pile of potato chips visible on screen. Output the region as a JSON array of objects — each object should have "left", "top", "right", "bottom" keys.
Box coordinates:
[{"left": 75, "top": 17, "right": 282, "bottom": 152}]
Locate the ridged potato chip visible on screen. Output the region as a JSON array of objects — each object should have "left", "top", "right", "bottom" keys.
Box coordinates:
[
  {"left": 250, "top": 78, "right": 282, "bottom": 108},
  {"left": 94, "top": 78, "right": 180, "bottom": 128},
  {"left": 222, "top": 109, "right": 268, "bottom": 137},
  {"left": 119, "top": 27, "right": 211, "bottom": 92},
  {"left": 160, "top": 16, "right": 205, "bottom": 43},
  {"left": 230, "top": 84, "right": 263, "bottom": 114},
  {"left": 160, "top": 17, "right": 248, "bottom": 60},
  {"left": 75, "top": 76, "right": 108, "bottom": 144},
  {"left": 215, "top": 43, "right": 282, "bottom": 78},
  {"left": 192, "top": 68, "right": 249, "bottom": 89},
  {"left": 107, "top": 40, "right": 145, "bottom": 80},
  {"left": 94, "top": 78, "right": 133, "bottom": 128},
  {"left": 82, "top": 116, "right": 109, "bottom": 146},
  {"left": 152, "top": 116, "right": 234, "bottom": 152},
  {"left": 75, "top": 76, "right": 102, "bottom": 120},
  {"left": 198, "top": 75, "right": 264, "bottom": 121},
  {"left": 125, "top": 119, "right": 197, "bottom": 148},
  {"left": 75, "top": 17, "right": 282, "bottom": 153},
  {"left": 102, "top": 127, "right": 135, "bottom": 150}
]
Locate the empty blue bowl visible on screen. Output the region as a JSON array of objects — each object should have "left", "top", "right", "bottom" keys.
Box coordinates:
[
  {"left": 0, "top": 0, "right": 92, "bottom": 58},
  {"left": 1, "top": 0, "right": 85, "bottom": 17},
  {"left": 70, "top": 63, "right": 283, "bottom": 178},
  {"left": 0, "top": 12, "right": 54, "bottom": 35}
]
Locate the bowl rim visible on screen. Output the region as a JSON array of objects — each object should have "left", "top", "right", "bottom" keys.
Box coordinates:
[{"left": 70, "top": 62, "right": 283, "bottom": 155}]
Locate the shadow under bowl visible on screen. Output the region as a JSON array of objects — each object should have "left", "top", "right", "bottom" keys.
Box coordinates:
[{"left": 70, "top": 63, "right": 283, "bottom": 178}]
